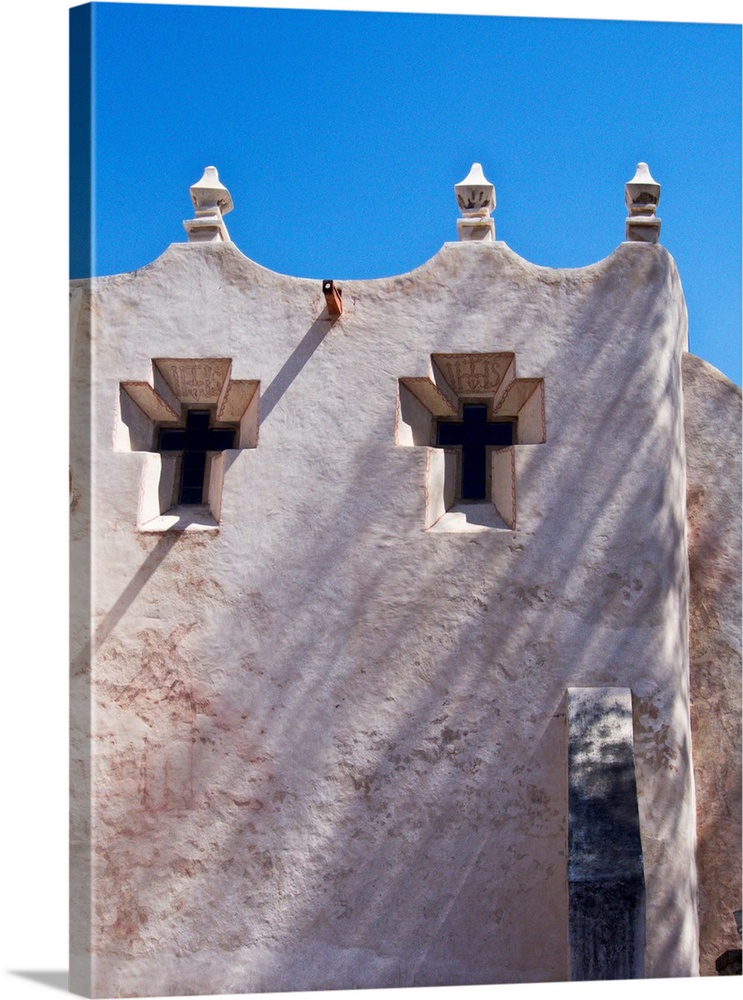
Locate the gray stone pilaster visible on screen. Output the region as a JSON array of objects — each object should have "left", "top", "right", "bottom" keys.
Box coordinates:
[{"left": 567, "top": 687, "right": 646, "bottom": 980}]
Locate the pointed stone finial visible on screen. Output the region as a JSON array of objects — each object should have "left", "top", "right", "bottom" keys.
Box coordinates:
[
  {"left": 625, "top": 162, "right": 661, "bottom": 244},
  {"left": 455, "top": 163, "right": 496, "bottom": 241},
  {"left": 183, "top": 166, "right": 233, "bottom": 243}
]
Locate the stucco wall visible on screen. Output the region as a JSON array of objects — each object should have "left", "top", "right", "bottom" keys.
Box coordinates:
[
  {"left": 70, "top": 238, "right": 697, "bottom": 996},
  {"left": 682, "top": 353, "right": 742, "bottom": 975}
]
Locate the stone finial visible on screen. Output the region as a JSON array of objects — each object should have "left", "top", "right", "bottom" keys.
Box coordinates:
[
  {"left": 455, "top": 162, "right": 496, "bottom": 242},
  {"left": 625, "top": 162, "right": 661, "bottom": 244},
  {"left": 183, "top": 166, "right": 233, "bottom": 243}
]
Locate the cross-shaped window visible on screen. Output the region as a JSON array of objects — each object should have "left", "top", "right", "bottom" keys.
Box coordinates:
[
  {"left": 436, "top": 404, "right": 514, "bottom": 499},
  {"left": 118, "top": 358, "right": 259, "bottom": 531},
  {"left": 397, "top": 352, "right": 545, "bottom": 530},
  {"left": 159, "top": 410, "right": 236, "bottom": 505}
]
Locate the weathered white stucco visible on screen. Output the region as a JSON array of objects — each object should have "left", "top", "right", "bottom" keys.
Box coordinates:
[
  {"left": 682, "top": 354, "right": 742, "bottom": 974},
  {"left": 71, "top": 232, "right": 699, "bottom": 996}
]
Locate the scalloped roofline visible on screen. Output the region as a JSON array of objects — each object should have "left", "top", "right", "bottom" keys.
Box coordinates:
[{"left": 71, "top": 235, "right": 676, "bottom": 289}]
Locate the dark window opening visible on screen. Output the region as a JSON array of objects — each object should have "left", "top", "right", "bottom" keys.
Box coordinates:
[
  {"left": 436, "top": 404, "right": 514, "bottom": 499},
  {"left": 158, "top": 410, "right": 236, "bottom": 505}
]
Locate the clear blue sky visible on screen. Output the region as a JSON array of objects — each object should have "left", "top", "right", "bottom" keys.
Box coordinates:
[{"left": 73, "top": 2, "right": 742, "bottom": 384}]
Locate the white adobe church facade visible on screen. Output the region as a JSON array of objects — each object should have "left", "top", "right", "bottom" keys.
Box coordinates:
[{"left": 70, "top": 162, "right": 741, "bottom": 996}]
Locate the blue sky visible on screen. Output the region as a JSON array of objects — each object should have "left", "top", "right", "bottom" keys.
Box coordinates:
[{"left": 73, "top": 2, "right": 741, "bottom": 384}]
